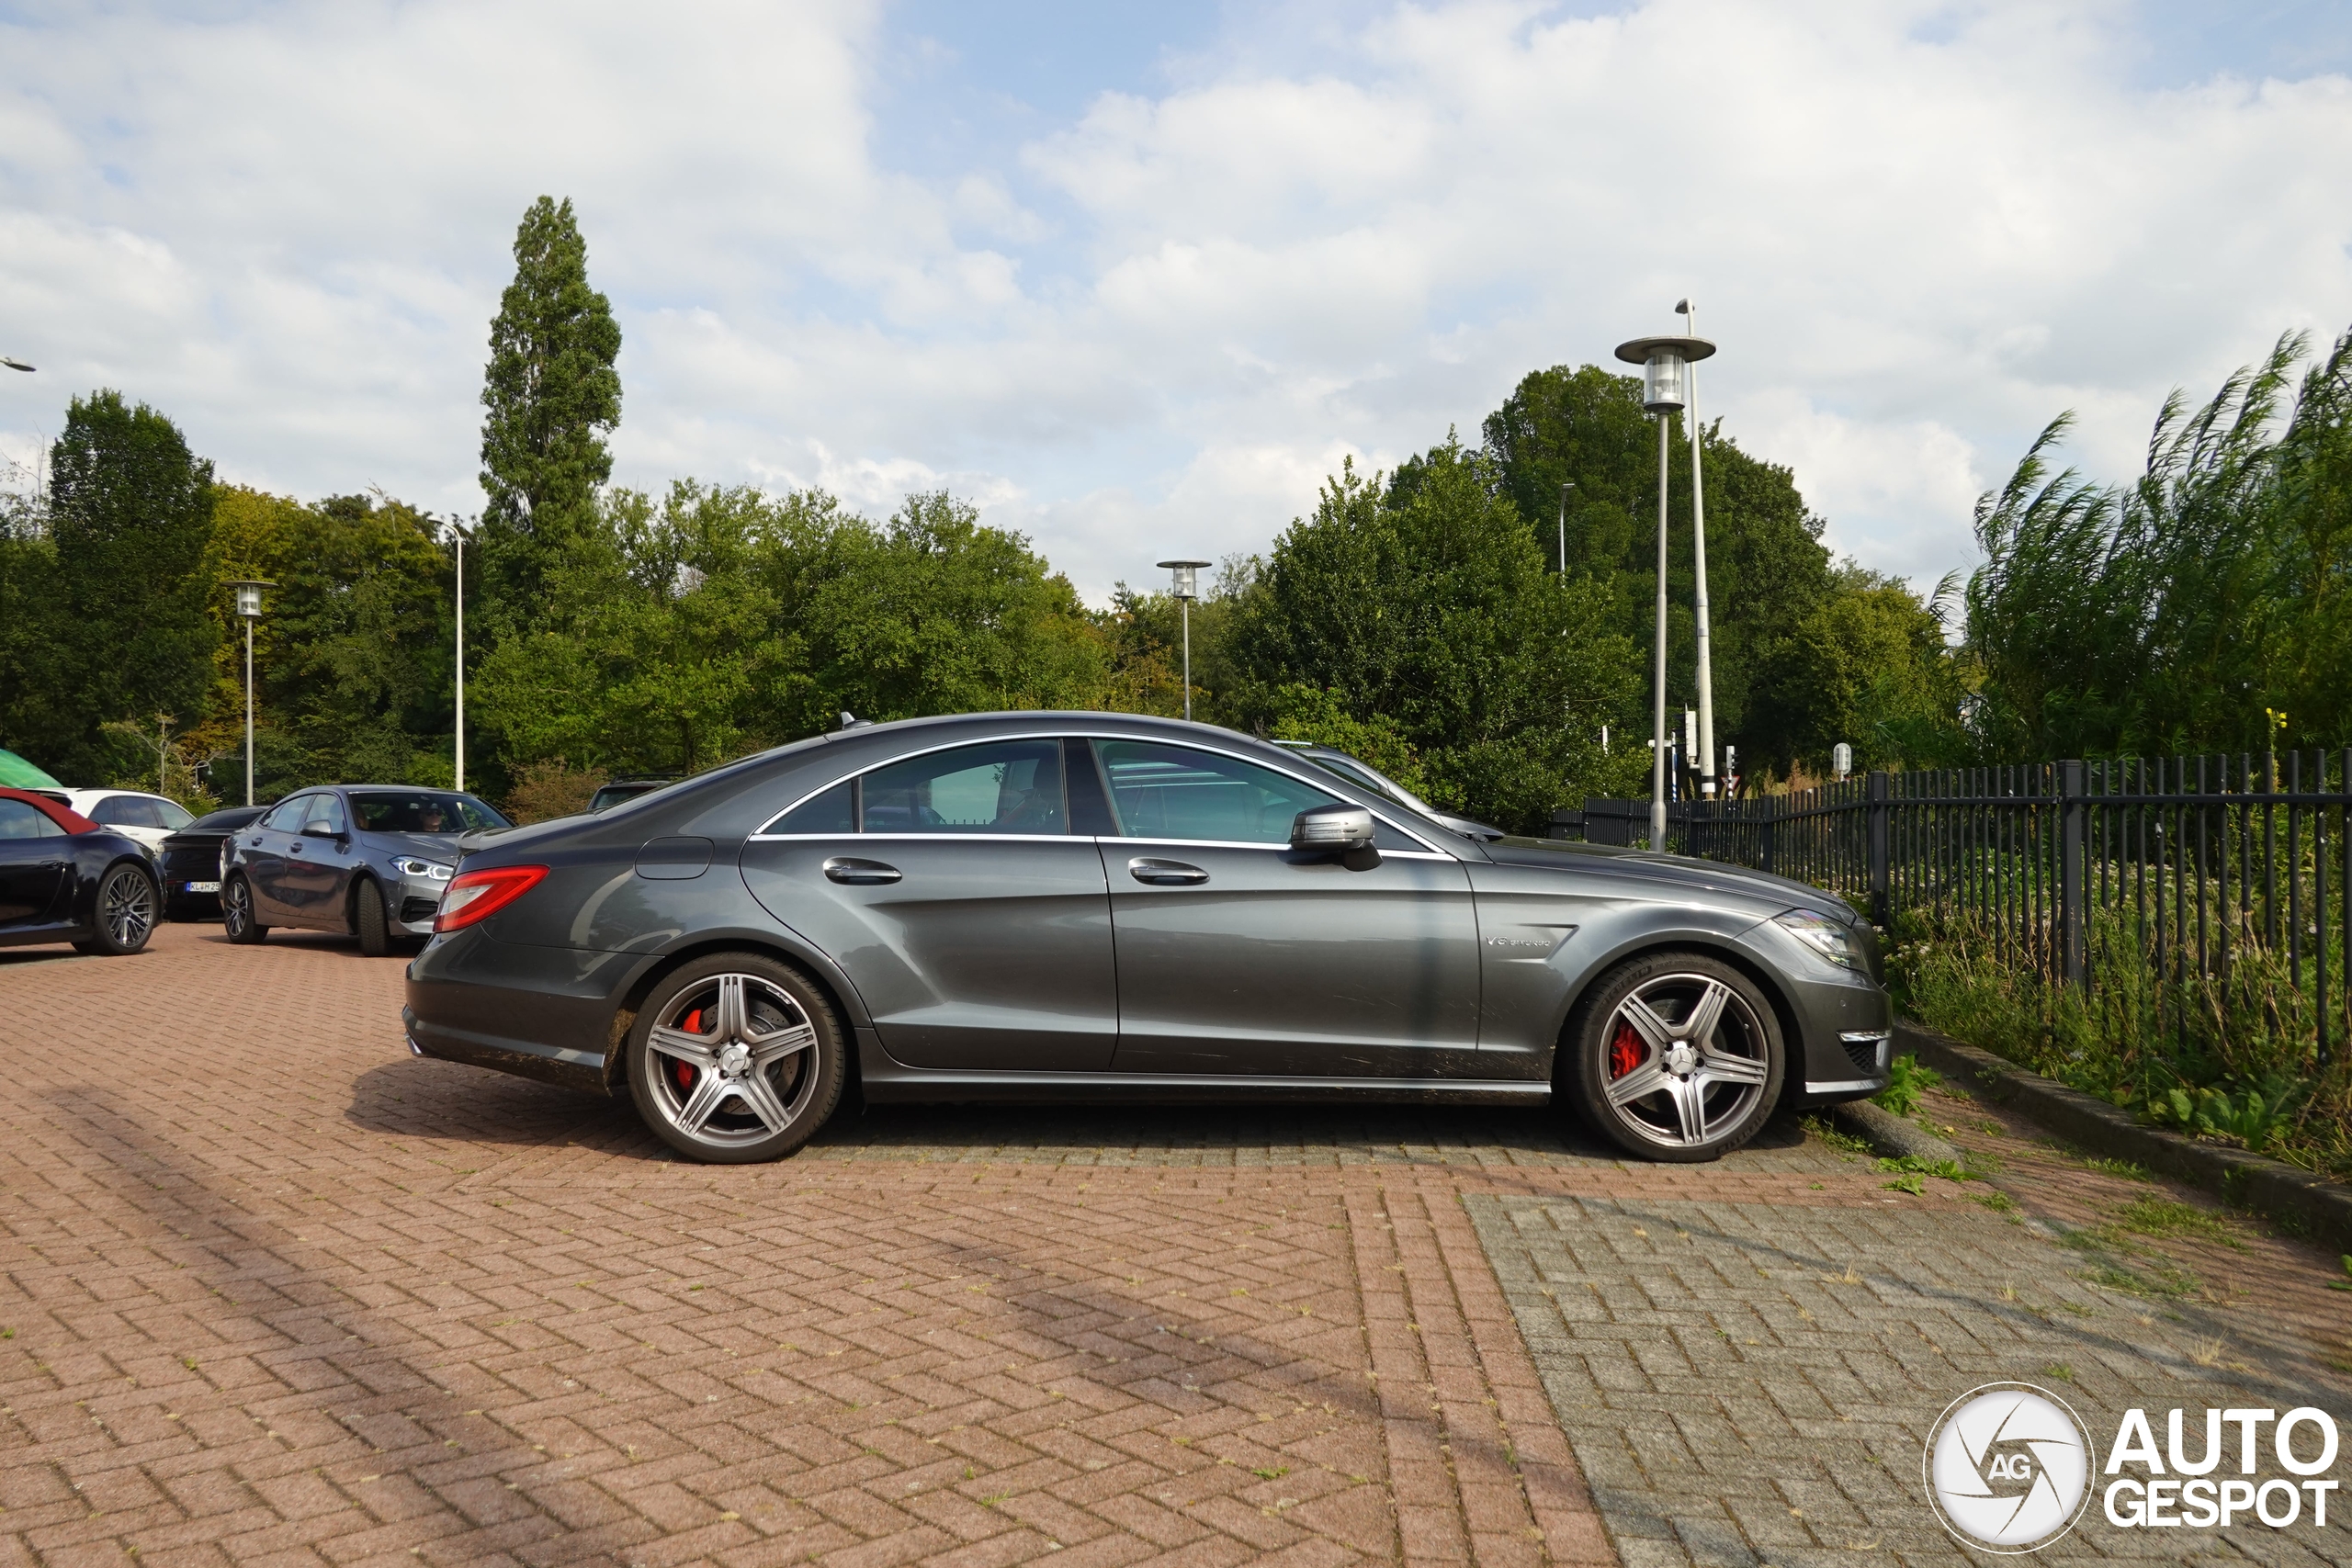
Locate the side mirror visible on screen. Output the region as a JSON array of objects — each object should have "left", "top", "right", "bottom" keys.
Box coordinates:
[{"left": 1291, "top": 804, "right": 1381, "bottom": 869}]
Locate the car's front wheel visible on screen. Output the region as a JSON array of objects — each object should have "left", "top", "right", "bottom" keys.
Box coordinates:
[
  {"left": 74, "top": 863, "right": 157, "bottom": 956},
  {"left": 222, "top": 875, "right": 268, "bottom": 944},
  {"left": 1566, "top": 952, "right": 1784, "bottom": 1162},
  {"left": 625, "top": 954, "right": 845, "bottom": 1163}
]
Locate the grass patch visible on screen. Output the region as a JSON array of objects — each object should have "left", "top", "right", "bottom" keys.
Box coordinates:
[
  {"left": 1802, "top": 1116, "right": 1871, "bottom": 1156},
  {"left": 2109, "top": 1196, "right": 2245, "bottom": 1248},
  {"left": 1968, "top": 1190, "right": 2018, "bottom": 1213},
  {"left": 1878, "top": 1155, "right": 1976, "bottom": 1183},
  {"left": 2086, "top": 1156, "right": 2154, "bottom": 1181}
]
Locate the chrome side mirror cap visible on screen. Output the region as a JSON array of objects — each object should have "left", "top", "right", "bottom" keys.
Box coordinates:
[{"left": 1291, "top": 804, "right": 1380, "bottom": 869}]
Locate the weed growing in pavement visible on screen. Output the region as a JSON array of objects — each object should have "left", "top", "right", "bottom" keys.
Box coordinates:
[
  {"left": 1871, "top": 1054, "right": 1944, "bottom": 1117},
  {"left": 1802, "top": 1116, "right": 1871, "bottom": 1156},
  {"left": 2086, "top": 1156, "right": 2154, "bottom": 1181},
  {"left": 2041, "top": 1362, "right": 2076, "bottom": 1382},
  {"left": 2109, "top": 1196, "right": 2246, "bottom": 1249},
  {"left": 1883, "top": 1173, "right": 1927, "bottom": 1195},
  {"left": 1968, "top": 1190, "right": 2018, "bottom": 1213},
  {"left": 2330, "top": 1256, "right": 2352, "bottom": 1292},
  {"left": 1879, "top": 1155, "right": 1976, "bottom": 1182}
]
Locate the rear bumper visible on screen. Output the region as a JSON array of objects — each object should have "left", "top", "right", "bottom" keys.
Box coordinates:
[{"left": 401, "top": 929, "right": 636, "bottom": 1096}]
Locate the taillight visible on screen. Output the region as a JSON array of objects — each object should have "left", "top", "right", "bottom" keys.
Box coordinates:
[{"left": 433, "top": 864, "right": 548, "bottom": 932}]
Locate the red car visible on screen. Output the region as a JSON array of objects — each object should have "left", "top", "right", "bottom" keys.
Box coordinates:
[{"left": 0, "top": 787, "right": 161, "bottom": 956}]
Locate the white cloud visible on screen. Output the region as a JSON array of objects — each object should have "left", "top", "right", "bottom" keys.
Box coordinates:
[{"left": 1, "top": 0, "right": 2348, "bottom": 604}]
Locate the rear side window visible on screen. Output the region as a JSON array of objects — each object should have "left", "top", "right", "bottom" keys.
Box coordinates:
[
  {"left": 263, "top": 796, "right": 312, "bottom": 831},
  {"left": 301, "top": 795, "right": 348, "bottom": 835},
  {"left": 861, "top": 740, "right": 1066, "bottom": 834},
  {"left": 93, "top": 795, "right": 162, "bottom": 829},
  {"left": 0, "top": 799, "right": 62, "bottom": 839},
  {"left": 767, "top": 780, "right": 855, "bottom": 835}
]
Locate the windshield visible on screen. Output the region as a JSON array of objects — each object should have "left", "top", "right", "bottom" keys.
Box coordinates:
[{"left": 348, "top": 791, "right": 511, "bottom": 834}]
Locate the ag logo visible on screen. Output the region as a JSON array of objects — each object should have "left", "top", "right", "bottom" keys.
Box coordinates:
[{"left": 1924, "top": 1382, "right": 2097, "bottom": 1551}]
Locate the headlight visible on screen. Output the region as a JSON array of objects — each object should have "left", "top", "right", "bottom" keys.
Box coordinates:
[
  {"left": 1773, "top": 908, "right": 1863, "bottom": 972},
  {"left": 397, "top": 858, "right": 455, "bottom": 881}
]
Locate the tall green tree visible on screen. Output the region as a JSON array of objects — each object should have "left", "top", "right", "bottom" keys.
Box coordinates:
[
  {"left": 1226, "top": 444, "right": 1645, "bottom": 832},
  {"left": 478, "top": 196, "right": 622, "bottom": 618},
  {"left": 16, "top": 391, "right": 219, "bottom": 782}
]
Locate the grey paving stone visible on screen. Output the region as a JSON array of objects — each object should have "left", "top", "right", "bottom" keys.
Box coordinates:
[{"left": 1466, "top": 1194, "right": 2352, "bottom": 1568}]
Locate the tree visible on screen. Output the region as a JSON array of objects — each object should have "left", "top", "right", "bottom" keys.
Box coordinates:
[
  {"left": 25, "top": 391, "right": 219, "bottom": 783},
  {"left": 478, "top": 196, "right": 622, "bottom": 618},
  {"left": 1482, "top": 365, "right": 1838, "bottom": 774},
  {"left": 1227, "top": 445, "right": 1645, "bottom": 832}
]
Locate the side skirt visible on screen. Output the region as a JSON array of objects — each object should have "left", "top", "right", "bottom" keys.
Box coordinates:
[{"left": 859, "top": 1066, "right": 1553, "bottom": 1107}]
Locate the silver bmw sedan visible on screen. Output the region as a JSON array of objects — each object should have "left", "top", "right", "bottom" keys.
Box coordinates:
[{"left": 401, "top": 713, "right": 1892, "bottom": 1164}]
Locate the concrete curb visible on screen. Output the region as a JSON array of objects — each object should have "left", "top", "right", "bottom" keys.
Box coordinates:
[
  {"left": 1826, "top": 1097, "right": 1965, "bottom": 1168},
  {"left": 1894, "top": 1019, "right": 2352, "bottom": 1254}
]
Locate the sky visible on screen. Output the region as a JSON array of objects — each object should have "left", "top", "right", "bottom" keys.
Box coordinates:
[{"left": 3, "top": 0, "right": 2349, "bottom": 602}]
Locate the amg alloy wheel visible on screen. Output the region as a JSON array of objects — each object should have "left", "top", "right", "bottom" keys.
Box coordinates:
[
  {"left": 625, "top": 955, "right": 844, "bottom": 1163},
  {"left": 1569, "top": 953, "right": 1782, "bottom": 1162}
]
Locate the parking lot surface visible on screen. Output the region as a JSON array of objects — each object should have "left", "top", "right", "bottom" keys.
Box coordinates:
[{"left": 2, "top": 923, "right": 2346, "bottom": 1568}]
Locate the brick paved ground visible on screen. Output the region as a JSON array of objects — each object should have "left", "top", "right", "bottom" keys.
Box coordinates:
[{"left": 2, "top": 923, "right": 2346, "bottom": 1568}]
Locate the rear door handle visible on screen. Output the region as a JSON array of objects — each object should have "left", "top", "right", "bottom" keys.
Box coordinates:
[
  {"left": 823, "top": 856, "right": 902, "bottom": 886},
  {"left": 1128, "top": 857, "right": 1208, "bottom": 886}
]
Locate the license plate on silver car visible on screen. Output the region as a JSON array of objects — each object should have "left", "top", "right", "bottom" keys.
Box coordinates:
[{"left": 184, "top": 880, "right": 220, "bottom": 893}]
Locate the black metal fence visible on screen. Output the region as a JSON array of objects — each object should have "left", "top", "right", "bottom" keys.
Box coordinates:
[{"left": 1574, "top": 752, "right": 2352, "bottom": 1066}]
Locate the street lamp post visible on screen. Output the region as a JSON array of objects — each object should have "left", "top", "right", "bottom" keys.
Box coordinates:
[
  {"left": 1675, "top": 299, "right": 1718, "bottom": 798},
  {"left": 1614, "top": 330, "right": 1715, "bottom": 851},
  {"left": 1157, "top": 559, "right": 1211, "bottom": 722},
  {"left": 450, "top": 523, "right": 473, "bottom": 792},
  {"left": 1557, "top": 481, "right": 1573, "bottom": 574},
  {"left": 226, "top": 581, "right": 274, "bottom": 807}
]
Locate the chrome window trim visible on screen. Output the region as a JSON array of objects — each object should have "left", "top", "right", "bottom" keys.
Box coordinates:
[
  {"left": 751, "top": 728, "right": 1456, "bottom": 856},
  {"left": 1804, "top": 1077, "right": 1885, "bottom": 1095},
  {"left": 751, "top": 831, "right": 1081, "bottom": 844}
]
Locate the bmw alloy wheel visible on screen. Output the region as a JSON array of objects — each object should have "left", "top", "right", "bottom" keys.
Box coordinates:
[
  {"left": 639, "top": 972, "right": 824, "bottom": 1153},
  {"left": 96, "top": 865, "right": 156, "bottom": 953}
]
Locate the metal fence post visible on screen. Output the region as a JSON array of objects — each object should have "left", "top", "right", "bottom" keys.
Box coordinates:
[
  {"left": 2059, "top": 758, "right": 2087, "bottom": 992},
  {"left": 1867, "top": 770, "right": 1891, "bottom": 926}
]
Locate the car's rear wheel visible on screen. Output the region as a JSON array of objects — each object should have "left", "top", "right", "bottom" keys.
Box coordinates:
[
  {"left": 354, "top": 878, "right": 390, "bottom": 956},
  {"left": 1567, "top": 952, "right": 1783, "bottom": 1163},
  {"left": 223, "top": 875, "right": 268, "bottom": 944},
  {"left": 625, "top": 954, "right": 845, "bottom": 1163},
  {"left": 75, "top": 863, "right": 157, "bottom": 956}
]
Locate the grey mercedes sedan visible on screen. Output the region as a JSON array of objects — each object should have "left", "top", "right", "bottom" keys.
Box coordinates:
[{"left": 402, "top": 713, "right": 1891, "bottom": 1165}]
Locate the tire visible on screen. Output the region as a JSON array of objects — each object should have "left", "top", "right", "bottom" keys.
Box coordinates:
[
  {"left": 1565, "top": 951, "right": 1785, "bottom": 1163},
  {"left": 85, "top": 863, "right": 158, "bottom": 956},
  {"left": 222, "top": 875, "right": 268, "bottom": 944},
  {"left": 625, "top": 953, "right": 845, "bottom": 1164},
  {"left": 354, "top": 878, "right": 390, "bottom": 956}
]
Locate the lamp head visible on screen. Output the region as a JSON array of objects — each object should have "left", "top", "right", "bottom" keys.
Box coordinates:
[
  {"left": 1156, "top": 558, "right": 1212, "bottom": 601},
  {"left": 226, "top": 579, "right": 275, "bottom": 619},
  {"left": 1614, "top": 334, "right": 1715, "bottom": 413}
]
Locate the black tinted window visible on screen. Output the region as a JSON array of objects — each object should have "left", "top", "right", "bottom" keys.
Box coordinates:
[
  {"left": 769, "top": 780, "right": 854, "bottom": 834},
  {"left": 349, "top": 792, "right": 509, "bottom": 833},
  {"left": 93, "top": 795, "right": 161, "bottom": 828},
  {"left": 861, "top": 740, "right": 1065, "bottom": 834},
  {"left": 1094, "top": 741, "right": 1337, "bottom": 844},
  {"left": 0, "top": 799, "right": 62, "bottom": 840}
]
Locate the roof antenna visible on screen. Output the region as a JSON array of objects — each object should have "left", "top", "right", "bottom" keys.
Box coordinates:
[{"left": 839, "top": 711, "right": 871, "bottom": 730}]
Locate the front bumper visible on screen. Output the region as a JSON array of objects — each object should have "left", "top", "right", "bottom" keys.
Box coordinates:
[{"left": 1781, "top": 969, "right": 1894, "bottom": 1102}]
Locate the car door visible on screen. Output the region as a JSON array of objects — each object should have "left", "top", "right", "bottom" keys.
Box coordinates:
[
  {"left": 243, "top": 795, "right": 313, "bottom": 920},
  {"left": 283, "top": 792, "right": 354, "bottom": 924},
  {"left": 740, "top": 736, "right": 1119, "bottom": 1072},
  {"left": 1093, "top": 739, "right": 1483, "bottom": 1078},
  {"left": 0, "top": 799, "right": 70, "bottom": 930}
]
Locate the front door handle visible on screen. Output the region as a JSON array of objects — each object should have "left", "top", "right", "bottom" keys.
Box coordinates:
[
  {"left": 823, "top": 856, "right": 902, "bottom": 886},
  {"left": 1128, "top": 857, "right": 1208, "bottom": 886}
]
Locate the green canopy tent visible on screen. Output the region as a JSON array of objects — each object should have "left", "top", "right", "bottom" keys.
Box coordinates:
[{"left": 0, "top": 749, "right": 63, "bottom": 789}]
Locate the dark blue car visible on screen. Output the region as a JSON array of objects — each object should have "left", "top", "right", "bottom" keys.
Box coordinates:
[{"left": 221, "top": 785, "right": 511, "bottom": 954}]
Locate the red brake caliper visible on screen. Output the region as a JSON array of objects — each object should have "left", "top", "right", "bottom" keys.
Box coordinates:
[
  {"left": 1608, "top": 1021, "right": 1644, "bottom": 1081},
  {"left": 673, "top": 1008, "right": 704, "bottom": 1092}
]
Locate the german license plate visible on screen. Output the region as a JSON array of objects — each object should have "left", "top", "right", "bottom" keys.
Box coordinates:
[{"left": 184, "top": 880, "right": 220, "bottom": 894}]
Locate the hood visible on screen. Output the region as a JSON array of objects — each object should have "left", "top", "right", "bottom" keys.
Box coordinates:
[
  {"left": 1479, "top": 835, "right": 1865, "bottom": 921},
  {"left": 356, "top": 829, "right": 467, "bottom": 864}
]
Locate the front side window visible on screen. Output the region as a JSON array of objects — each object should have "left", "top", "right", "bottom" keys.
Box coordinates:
[
  {"left": 348, "top": 792, "right": 511, "bottom": 833},
  {"left": 0, "top": 799, "right": 62, "bottom": 840},
  {"left": 860, "top": 740, "right": 1066, "bottom": 835},
  {"left": 1094, "top": 740, "right": 1340, "bottom": 844}
]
